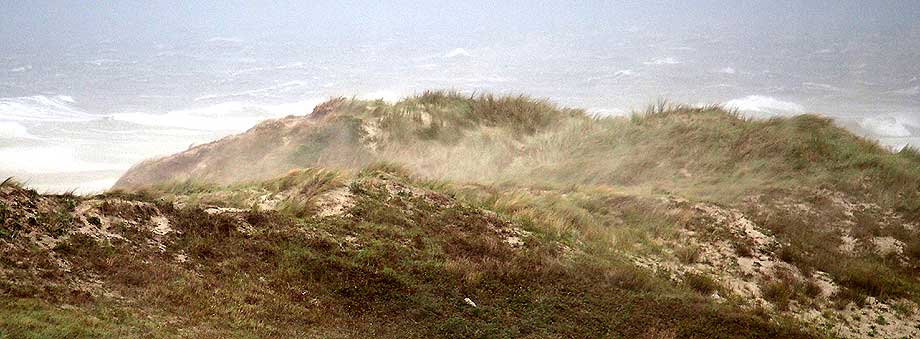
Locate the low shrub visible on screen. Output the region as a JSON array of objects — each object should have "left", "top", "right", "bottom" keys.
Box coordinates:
[{"left": 684, "top": 272, "right": 719, "bottom": 295}]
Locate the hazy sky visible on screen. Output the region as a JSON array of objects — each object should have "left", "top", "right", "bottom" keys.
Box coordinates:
[{"left": 4, "top": 1, "right": 919, "bottom": 50}]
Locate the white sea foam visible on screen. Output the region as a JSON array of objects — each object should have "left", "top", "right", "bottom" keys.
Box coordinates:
[
  {"left": 890, "top": 86, "right": 920, "bottom": 96},
  {"left": 0, "top": 95, "right": 93, "bottom": 122},
  {"left": 0, "top": 122, "right": 31, "bottom": 139},
  {"left": 717, "top": 67, "right": 736, "bottom": 74},
  {"left": 724, "top": 96, "right": 806, "bottom": 117},
  {"left": 589, "top": 108, "right": 627, "bottom": 117},
  {"left": 9, "top": 65, "right": 32, "bottom": 72},
  {"left": 207, "top": 37, "right": 244, "bottom": 44},
  {"left": 228, "top": 66, "right": 268, "bottom": 77},
  {"left": 859, "top": 113, "right": 919, "bottom": 138},
  {"left": 275, "top": 62, "right": 308, "bottom": 70},
  {"left": 802, "top": 82, "right": 844, "bottom": 92},
  {"left": 86, "top": 59, "right": 124, "bottom": 66},
  {"left": 110, "top": 99, "right": 323, "bottom": 132},
  {"left": 195, "top": 81, "right": 308, "bottom": 101},
  {"left": 642, "top": 57, "right": 681, "bottom": 65},
  {"left": 358, "top": 91, "right": 405, "bottom": 103},
  {"left": 444, "top": 48, "right": 472, "bottom": 58},
  {"left": 22, "top": 176, "right": 121, "bottom": 194},
  {"left": 72, "top": 177, "right": 120, "bottom": 194},
  {"left": 0, "top": 145, "right": 123, "bottom": 174}
]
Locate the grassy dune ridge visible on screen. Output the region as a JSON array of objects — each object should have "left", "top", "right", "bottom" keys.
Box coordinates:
[
  {"left": 116, "top": 90, "right": 920, "bottom": 216},
  {"left": 4, "top": 91, "right": 920, "bottom": 338}
]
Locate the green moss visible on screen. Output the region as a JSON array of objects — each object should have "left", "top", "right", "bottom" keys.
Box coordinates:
[{"left": 0, "top": 299, "right": 167, "bottom": 339}]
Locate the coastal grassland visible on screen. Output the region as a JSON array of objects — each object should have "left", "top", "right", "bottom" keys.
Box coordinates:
[
  {"left": 296, "top": 92, "right": 920, "bottom": 217},
  {"left": 114, "top": 91, "right": 920, "bottom": 220},
  {"left": 122, "top": 92, "right": 920, "bottom": 315},
  {"left": 11, "top": 92, "right": 920, "bottom": 338},
  {"left": 1, "top": 166, "right": 815, "bottom": 338}
]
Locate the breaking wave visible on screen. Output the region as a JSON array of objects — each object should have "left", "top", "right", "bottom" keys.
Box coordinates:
[
  {"left": 0, "top": 145, "right": 124, "bottom": 174},
  {"left": 444, "top": 48, "right": 472, "bottom": 58},
  {"left": 0, "top": 122, "right": 32, "bottom": 139},
  {"left": 642, "top": 57, "right": 681, "bottom": 65},
  {"left": 859, "top": 113, "right": 919, "bottom": 138},
  {"left": 724, "top": 96, "right": 805, "bottom": 117},
  {"left": 0, "top": 95, "right": 93, "bottom": 122},
  {"left": 110, "top": 99, "right": 324, "bottom": 132}
]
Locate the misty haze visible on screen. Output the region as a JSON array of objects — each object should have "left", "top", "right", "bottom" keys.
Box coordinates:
[{"left": 1, "top": 1, "right": 920, "bottom": 338}]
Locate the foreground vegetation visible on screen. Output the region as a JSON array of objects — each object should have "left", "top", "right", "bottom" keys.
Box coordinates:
[
  {"left": 1, "top": 169, "right": 812, "bottom": 338},
  {"left": 4, "top": 92, "right": 920, "bottom": 338}
]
